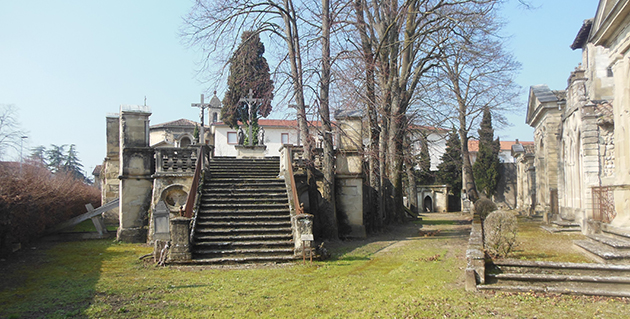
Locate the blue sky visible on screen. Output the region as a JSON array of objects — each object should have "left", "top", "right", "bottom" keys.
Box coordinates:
[{"left": 0, "top": 0, "right": 598, "bottom": 174}]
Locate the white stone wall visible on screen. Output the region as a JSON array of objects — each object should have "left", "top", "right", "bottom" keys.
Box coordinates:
[{"left": 212, "top": 124, "right": 299, "bottom": 157}]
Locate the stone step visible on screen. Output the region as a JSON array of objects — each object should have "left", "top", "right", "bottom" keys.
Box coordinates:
[
  {"left": 540, "top": 225, "right": 581, "bottom": 233},
  {"left": 198, "top": 203, "right": 288, "bottom": 208},
  {"left": 587, "top": 234, "right": 630, "bottom": 249},
  {"left": 552, "top": 220, "right": 579, "bottom": 227},
  {"left": 477, "top": 284, "right": 630, "bottom": 298},
  {"left": 193, "top": 247, "right": 294, "bottom": 256},
  {"left": 490, "top": 259, "right": 630, "bottom": 277},
  {"left": 602, "top": 224, "right": 630, "bottom": 240},
  {"left": 196, "top": 220, "right": 291, "bottom": 228},
  {"left": 197, "top": 208, "right": 290, "bottom": 215},
  {"left": 489, "top": 273, "right": 630, "bottom": 284},
  {"left": 194, "top": 240, "right": 293, "bottom": 248},
  {"left": 198, "top": 215, "right": 290, "bottom": 221},
  {"left": 193, "top": 234, "right": 293, "bottom": 242},
  {"left": 574, "top": 239, "right": 630, "bottom": 264},
  {"left": 174, "top": 255, "right": 298, "bottom": 265},
  {"left": 202, "top": 187, "right": 287, "bottom": 194},
  {"left": 200, "top": 196, "right": 288, "bottom": 203},
  {"left": 194, "top": 227, "right": 292, "bottom": 235}
]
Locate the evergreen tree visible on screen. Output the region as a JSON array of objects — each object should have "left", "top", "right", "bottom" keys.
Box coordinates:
[
  {"left": 473, "top": 108, "right": 501, "bottom": 198},
  {"left": 193, "top": 125, "right": 199, "bottom": 141},
  {"left": 46, "top": 144, "right": 66, "bottom": 173},
  {"left": 222, "top": 31, "right": 274, "bottom": 144},
  {"left": 29, "top": 145, "right": 47, "bottom": 166},
  {"left": 417, "top": 134, "right": 434, "bottom": 185},
  {"left": 436, "top": 128, "right": 463, "bottom": 197},
  {"left": 63, "top": 144, "right": 85, "bottom": 180}
]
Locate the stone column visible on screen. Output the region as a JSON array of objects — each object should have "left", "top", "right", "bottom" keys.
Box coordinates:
[
  {"left": 102, "top": 114, "right": 121, "bottom": 224},
  {"left": 611, "top": 56, "right": 630, "bottom": 227},
  {"left": 117, "top": 105, "right": 154, "bottom": 243},
  {"left": 335, "top": 110, "right": 366, "bottom": 238}
]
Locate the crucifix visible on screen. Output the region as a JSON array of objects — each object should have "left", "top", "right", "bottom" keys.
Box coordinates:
[
  {"left": 191, "top": 94, "right": 211, "bottom": 144},
  {"left": 238, "top": 89, "right": 264, "bottom": 146}
]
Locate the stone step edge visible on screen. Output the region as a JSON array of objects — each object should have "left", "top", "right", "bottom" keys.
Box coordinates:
[
  {"left": 194, "top": 228, "right": 292, "bottom": 233},
  {"left": 476, "top": 284, "right": 630, "bottom": 298},
  {"left": 540, "top": 225, "right": 581, "bottom": 233},
  {"left": 489, "top": 273, "right": 630, "bottom": 283},
  {"left": 574, "top": 239, "right": 630, "bottom": 260},
  {"left": 587, "top": 234, "right": 630, "bottom": 249},
  {"left": 491, "top": 258, "right": 630, "bottom": 271},
  {"left": 193, "top": 235, "right": 293, "bottom": 241},
  {"left": 193, "top": 248, "right": 294, "bottom": 254},
  {"left": 194, "top": 240, "right": 293, "bottom": 246},
  {"left": 168, "top": 255, "right": 298, "bottom": 265}
]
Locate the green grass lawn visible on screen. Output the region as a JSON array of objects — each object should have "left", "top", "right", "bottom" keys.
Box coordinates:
[{"left": 1, "top": 214, "right": 628, "bottom": 318}]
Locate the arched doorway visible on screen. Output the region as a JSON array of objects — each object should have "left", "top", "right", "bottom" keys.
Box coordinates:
[
  {"left": 423, "top": 195, "right": 433, "bottom": 213},
  {"left": 180, "top": 136, "right": 192, "bottom": 147}
]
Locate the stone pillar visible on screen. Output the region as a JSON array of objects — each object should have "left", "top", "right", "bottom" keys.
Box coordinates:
[
  {"left": 102, "top": 114, "right": 121, "bottom": 224},
  {"left": 335, "top": 110, "right": 366, "bottom": 238},
  {"left": 117, "top": 105, "right": 154, "bottom": 243},
  {"left": 169, "top": 217, "right": 192, "bottom": 262},
  {"left": 611, "top": 56, "right": 630, "bottom": 227}
]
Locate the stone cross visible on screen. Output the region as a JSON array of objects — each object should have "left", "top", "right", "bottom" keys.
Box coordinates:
[
  {"left": 238, "top": 89, "right": 265, "bottom": 146},
  {"left": 191, "top": 94, "right": 211, "bottom": 144}
]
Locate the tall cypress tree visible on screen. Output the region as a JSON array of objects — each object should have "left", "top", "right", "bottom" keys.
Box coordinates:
[
  {"left": 473, "top": 108, "right": 501, "bottom": 198},
  {"left": 222, "top": 31, "right": 274, "bottom": 144},
  {"left": 436, "top": 128, "right": 462, "bottom": 197},
  {"left": 417, "top": 133, "right": 433, "bottom": 185}
]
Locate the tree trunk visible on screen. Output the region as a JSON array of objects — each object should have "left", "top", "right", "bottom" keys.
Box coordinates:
[
  {"left": 318, "top": 0, "right": 338, "bottom": 239},
  {"left": 281, "top": 0, "right": 320, "bottom": 230},
  {"left": 354, "top": 0, "right": 380, "bottom": 232}
]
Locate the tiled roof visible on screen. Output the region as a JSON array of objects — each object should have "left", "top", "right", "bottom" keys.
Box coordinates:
[
  {"left": 214, "top": 119, "right": 323, "bottom": 127},
  {"left": 468, "top": 140, "right": 534, "bottom": 152},
  {"left": 151, "top": 118, "right": 200, "bottom": 128},
  {"left": 531, "top": 85, "right": 560, "bottom": 103}
]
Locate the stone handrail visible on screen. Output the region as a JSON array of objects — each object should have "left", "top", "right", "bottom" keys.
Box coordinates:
[
  {"left": 184, "top": 145, "right": 211, "bottom": 219},
  {"left": 280, "top": 145, "right": 313, "bottom": 255}
]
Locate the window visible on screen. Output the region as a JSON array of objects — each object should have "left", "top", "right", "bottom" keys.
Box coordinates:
[
  {"left": 227, "top": 132, "right": 237, "bottom": 144},
  {"left": 281, "top": 133, "right": 289, "bottom": 145},
  {"left": 212, "top": 112, "right": 218, "bottom": 123}
]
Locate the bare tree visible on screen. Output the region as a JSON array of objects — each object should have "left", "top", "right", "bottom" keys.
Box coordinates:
[
  {"left": 428, "top": 6, "right": 521, "bottom": 203},
  {"left": 183, "top": 0, "right": 342, "bottom": 238},
  {"left": 349, "top": 0, "right": 502, "bottom": 223},
  {"left": 0, "top": 104, "right": 25, "bottom": 160}
]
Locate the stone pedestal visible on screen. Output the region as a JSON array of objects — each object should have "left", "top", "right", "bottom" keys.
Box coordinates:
[
  {"left": 335, "top": 110, "right": 366, "bottom": 238},
  {"left": 235, "top": 145, "right": 267, "bottom": 158},
  {"left": 117, "top": 105, "right": 153, "bottom": 243},
  {"left": 169, "top": 217, "right": 192, "bottom": 262},
  {"left": 292, "top": 214, "right": 314, "bottom": 255}
]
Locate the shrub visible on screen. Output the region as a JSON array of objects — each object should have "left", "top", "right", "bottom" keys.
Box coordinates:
[
  {"left": 483, "top": 210, "right": 518, "bottom": 258},
  {"left": 0, "top": 162, "right": 100, "bottom": 256},
  {"left": 474, "top": 196, "right": 497, "bottom": 220}
]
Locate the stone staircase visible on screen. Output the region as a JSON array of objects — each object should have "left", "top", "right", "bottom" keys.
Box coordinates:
[
  {"left": 191, "top": 157, "right": 296, "bottom": 264},
  {"left": 479, "top": 259, "right": 630, "bottom": 297},
  {"left": 574, "top": 224, "right": 630, "bottom": 264}
]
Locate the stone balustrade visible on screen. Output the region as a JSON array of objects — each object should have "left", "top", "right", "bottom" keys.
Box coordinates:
[{"left": 155, "top": 147, "right": 200, "bottom": 175}]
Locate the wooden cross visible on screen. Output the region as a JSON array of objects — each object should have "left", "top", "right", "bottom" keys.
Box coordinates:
[
  {"left": 191, "top": 94, "right": 211, "bottom": 144},
  {"left": 238, "top": 89, "right": 265, "bottom": 146}
]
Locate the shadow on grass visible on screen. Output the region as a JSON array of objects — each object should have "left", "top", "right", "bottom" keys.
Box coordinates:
[{"left": 0, "top": 239, "right": 117, "bottom": 318}]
